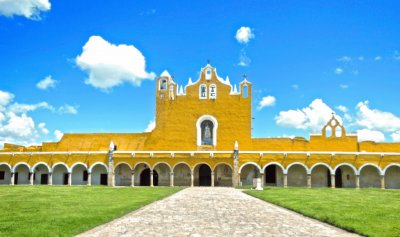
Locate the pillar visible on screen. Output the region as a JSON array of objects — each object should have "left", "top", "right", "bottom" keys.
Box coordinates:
[
  {"left": 87, "top": 172, "right": 92, "bottom": 186},
  {"left": 10, "top": 172, "right": 14, "bottom": 185},
  {"left": 237, "top": 173, "right": 241, "bottom": 187},
  {"left": 48, "top": 172, "right": 52, "bottom": 185},
  {"left": 331, "top": 174, "right": 336, "bottom": 188},
  {"left": 131, "top": 171, "right": 135, "bottom": 187},
  {"left": 260, "top": 173, "right": 264, "bottom": 187},
  {"left": 307, "top": 174, "right": 311, "bottom": 188},
  {"left": 29, "top": 172, "right": 34, "bottom": 185},
  {"left": 68, "top": 172, "right": 72, "bottom": 186},
  {"left": 150, "top": 170, "right": 154, "bottom": 187},
  {"left": 356, "top": 174, "right": 360, "bottom": 189},
  {"left": 283, "top": 173, "right": 288, "bottom": 188},
  {"left": 380, "top": 175, "right": 385, "bottom": 189},
  {"left": 170, "top": 172, "right": 174, "bottom": 187},
  {"left": 190, "top": 170, "right": 194, "bottom": 187},
  {"left": 108, "top": 169, "right": 115, "bottom": 187},
  {"left": 211, "top": 171, "right": 215, "bottom": 187}
]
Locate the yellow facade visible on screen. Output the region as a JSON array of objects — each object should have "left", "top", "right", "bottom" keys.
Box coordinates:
[{"left": 0, "top": 64, "right": 399, "bottom": 188}]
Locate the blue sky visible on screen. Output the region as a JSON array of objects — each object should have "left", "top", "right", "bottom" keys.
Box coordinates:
[{"left": 0, "top": 0, "right": 400, "bottom": 146}]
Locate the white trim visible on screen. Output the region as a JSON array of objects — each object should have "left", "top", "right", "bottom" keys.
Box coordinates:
[
  {"left": 383, "top": 163, "right": 400, "bottom": 175},
  {"left": 0, "top": 162, "right": 12, "bottom": 171},
  {"left": 88, "top": 162, "right": 108, "bottom": 173},
  {"left": 31, "top": 162, "right": 51, "bottom": 173},
  {"left": 152, "top": 162, "right": 172, "bottom": 172},
  {"left": 333, "top": 163, "right": 358, "bottom": 175},
  {"left": 114, "top": 162, "right": 132, "bottom": 172},
  {"left": 286, "top": 162, "right": 309, "bottom": 175},
  {"left": 13, "top": 162, "right": 31, "bottom": 173},
  {"left": 196, "top": 115, "right": 218, "bottom": 146},
  {"left": 238, "top": 162, "right": 261, "bottom": 174},
  {"left": 310, "top": 163, "right": 334, "bottom": 175},
  {"left": 70, "top": 162, "right": 88, "bottom": 172},
  {"left": 213, "top": 162, "right": 233, "bottom": 171},
  {"left": 358, "top": 163, "right": 383, "bottom": 176},
  {"left": 51, "top": 162, "right": 70, "bottom": 173},
  {"left": 262, "top": 162, "right": 285, "bottom": 174},
  {"left": 172, "top": 162, "right": 191, "bottom": 171}
]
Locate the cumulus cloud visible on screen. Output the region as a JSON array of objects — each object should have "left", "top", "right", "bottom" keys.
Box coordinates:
[
  {"left": 257, "top": 96, "right": 276, "bottom": 110},
  {"left": 54, "top": 130, "right": 63, "bottom": 140},
  {"left": 9, "top": 101, "right": 53, "bottom": 113},
  {"left": 145, "top": 120, "right": 155, "bottom": 132},
  {"left": 38, "top": 122, "right": 49, "bottom": 135},
  {"left": 335, "top": 67, "right": 344, "bottom": 75},
  {"left": 355, "top": 101, "right": 400, "bottom": 132},
  {"left": 36, "top": 75, "right": 57, "bottom": 90},
  {"left": 336, "top": 105, "right": 348, "bottom": 113},
  {"left": 275, "top": 99, "right": 339, "bottom": 132},
  {"left": 0, "top": 0, "right": 51, "bottom": 19},
  {"left": 235, "top": 26, "right": 254, "bottom": 44},
  {"left": 357, "top": 129, "right": 385, "bottom": 142},
  {"left": 76, "top": 36, "right": 156, "bottom": 91},
  {"left": 58, "top": 105, "right": 78, "bottom": 114}
]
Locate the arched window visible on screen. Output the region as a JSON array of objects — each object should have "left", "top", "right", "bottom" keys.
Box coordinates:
[
  {"left": 326, "top": 126, "right": 332, "bottom": 137},
  {"left": 160, "top": 79, "right": 167, "bottom": 90},
  {"left": 209, "top": 84, "right": 216, "bottom": 99},
  {"left": 199, "top": 84, "right": 207, "bottom": 99},
  {"left": 242, "top": 84, "right": 248, "bottom": 98},
  {"left": 201, "top": 120, "right": 214, "bottom": 145},
  {"left": 205, "top": 69, "right": 212, "bottom": 80}
]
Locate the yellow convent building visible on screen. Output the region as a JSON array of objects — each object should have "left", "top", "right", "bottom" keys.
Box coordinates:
[{"left": 1, "top": 64, "right": 400, "bottom": 189}]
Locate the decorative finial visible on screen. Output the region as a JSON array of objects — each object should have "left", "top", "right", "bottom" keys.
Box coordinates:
[
  {"left": 243, "top": 74, "right": 247, "bottom": 79},
  {"left": 331, "top": 112, "right": 335, "bottom": 117},
  {"left": 234, "top": 140, "right": 239, "bottom": 150}
]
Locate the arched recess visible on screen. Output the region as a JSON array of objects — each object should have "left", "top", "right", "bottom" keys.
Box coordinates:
[
  {"left": 196, "top": 115, "right": 218, "bottom": 146},
  {"left": 0, "top": 162, "right": 12, "bottom": 185},
  {"left": 214, "top": 163, "right": 232, "bottom": 187},
  {"left": 239, "top": 162, "right": 261, "bottom": 186},
  {"left": 89, "top": 162, "right": 108, "bottom": 185},
  {"left": 359, "top": 164, "right": 381, "bottom": 188},
  {"left": 193, "top": 163, "right": 212, "bottom": 186},
  {"left": 153, "top": 162, "right": 172, "bottom": 186},
  {"left": 71, "top": 162, "right": 88, "bottom": 185},
  {"left": 133, "top": 162, "right": 152, "bottom": 186},
  {"left": 173, "top": 162, "right": 191, "bottom": 186},
  {"left": 52, "top": 162, "right": 69, "bottom": 185},
  {"left": 334, "top": 163, "right": 357, "bottom": 188},
  {"left": 31, "top": 162, "right": 50, "bottom": 185},
  {"left": 13, "top": 162, "right": 30, "bottom": 185},
  {"left": 310, "top": 163, "right": 332, "bottom": 188},
  {"left": 384, "top": 164, "right": 400, "bottom": 189},
  {"left": 286, "top": 163, "right": 308, "bottom": 187},
  {"left": 263, "top": 162, "right": 285, "bottom": 187},
  {"left": 114, "top": 163, "right": 132, "bottom": 186}
]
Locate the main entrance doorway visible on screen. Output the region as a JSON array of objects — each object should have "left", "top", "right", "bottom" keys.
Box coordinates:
[
  {"left": 140, "top": 168, "right": 159, "bottom": 186},
  {"left": 199, "top": 164, "right": 211, "bottom": 186}
]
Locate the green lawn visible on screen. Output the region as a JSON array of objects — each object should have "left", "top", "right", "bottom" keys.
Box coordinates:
[
  {"left": 0, "top": 186, "right": 182, "bottom": 237},
  {"left": 246, "top": 187, "right": 400, "bottom": 237}
]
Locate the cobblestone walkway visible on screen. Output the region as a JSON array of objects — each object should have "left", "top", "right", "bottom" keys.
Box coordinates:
[{"left": 78, "top": 187, "right": 358, "bottom": 237}]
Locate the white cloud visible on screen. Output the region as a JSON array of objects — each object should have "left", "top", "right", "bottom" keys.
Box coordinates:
[
  {"left": 38, "top": 122, "right": 49, "bottom": 135},
  {"left": 58, "top": 105, "right": 78, "bottom": 114},
  {"left": 0, "top": 0, "right": 51, "bottom": 19},
  {"left": 145, "top": 120, "right": 155, "bottom": 132},
  {"left": 9, "top": 101, "right": 53, "bottom": 113},
  {"left": 391, "top": 131, "right": 400, "bottom": 142},
  {"left": 374, "top": 56, "right": 382, "bottom": 61},
  {"left": 235, "top": 26, "right": 255, "bottom": 44},
  {"left": 337, "top": 56, "right": 352, "bottom": 63},
  {"left": 76, "top": 36, "right": 156, "bottom": 91},
  {"left": 275, "top": 99, "right": 340, "bottom": 132},
  {"left": 339, "top": 84, "right": 348, "bottom": 89},
  {"left": 357, "top": 129, "right": 385, "bottom": 142},
  {"left": 0, "top": 90, "right": 14, "bottom": 107},
  {"left": 257, "top": 96, "right": 276, "bottom": 110},
  {"left": 54, "top": 130, "right": 63, "bottom": 140},
  {"left": 355, "top": 101, "right": 400, "bottom": 132},
  {"left": 36, "top": 75, "right": 57, "bottom": 90},
  {"left": 358, "top": 56, "right": 364, "bottom": 61},
  {"left": 238, "top": 49, "right": 251, "bottom": 67},
  {"left": 292, "top": 84, "right": 299, "bottom": 90},
  {"left": 336, "top": 105, "right": 348, "bottom": 113},
  {"left": 335, "top": 67, "right": 343, "bottom": 75}
]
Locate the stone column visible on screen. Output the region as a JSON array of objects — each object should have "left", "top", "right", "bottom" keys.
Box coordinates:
[
  {"left": 131, "top": 171, "right": 135, "bottom": 187},
  {"left": 48, "top": 172, "right": 52, "bottom": 185},
  {"left": 29, "top": 172, "right": 34, "bottom": 185},
  {"left": 68, "top": 172, "right": 72, "bottom": 186},
  {"left": 331, "top": 174, "right": 336, "bottom": 188},
  {"left": 260, "top": 173, "right": 264, "bottom": 187},
  {"left": 150, "top": 170, "right": 154, "bottom": 187},
  {"left": 307, "top": 174, "right": 312, "bottom": 188},
  {"left": 380, "top": 175, "right": 385, "bottom": 189},
  {"left": 87, "top": 172, "right": 92, "bottom": 186},
  {"left": 170, "top": 172, "right": 174, "bottom": 187},
  {"left": 356, "top": 174, "right": 360, "bottom": 189},
  {"left": 283, "top": 173, "right": 288, "bottom": 188},
  {"left": 10, "top": 172, "right": 14, "bottom": 185},
  {"left": 237, "top": 173, "right": 241, "bottom": 187},
  {"left": 211, "top": 171, "right": 215, "bottom": 187},
  {"left": 190, "top": 170, "right": 194, "bottom": 187},
  {"left": 232, "top": 141, "right": 239, "bottom": 187}
]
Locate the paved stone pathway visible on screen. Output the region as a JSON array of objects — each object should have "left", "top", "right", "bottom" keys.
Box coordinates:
[{"left": 78, "top": 187, "right": 358, "bottom": 237}]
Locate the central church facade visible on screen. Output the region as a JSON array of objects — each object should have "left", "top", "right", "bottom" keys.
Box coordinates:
[{"left": 1, "top": 64, "right": 400, "bottom": 189}]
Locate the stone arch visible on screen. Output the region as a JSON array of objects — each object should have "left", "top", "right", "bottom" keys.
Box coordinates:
[
  {"left": 89, "top": 162, "right": 108, "bottom": 185},
  {"left": 88, "top": 162, "right": 108, "bottom": 173},
  {"left": 31, "top": 162, "right": 50, "bottom": 185},
  {"left": 193, "top": 163, "right": 212, "bottom": 186},
  {"left": 359, "top": 163, "right": 381, "bottom": 188},
  {"left": 153, "top": 162, "right": 172, "bottom": 186},
  {"left": 286, "top": 163, "right": 308, "bottom": 187},
  {"left": 196, "top": 114, "right": 218, "bottom": 146},
  {"left": 213, "top": 162, "right": 233, "bottom": 172},
  {"left": 52, "top": 162, "right": 69, "bottom": 185},
  {"left": 213, "top": 163, "right": 233, "bottom": 187},
  {"left": 13, "top": 162, "right": 30, "bottom": 185},
  {"left": 383, "top": 163, "right": 400, "bottom": 189},
  {"left": 134, "top": 162, "right": 152, "bottom": 186},
  {"left": 114, "top": 163, "right": 132, "bottom": 186},
  {"left": 263, "top": 162, "right": 285, "bottom": 187},
  {"left": 71, "top": 162, "right": 88, "bottom": 185},
  {"left": 0, "top": 162, "right": 12, "bottom": 185},
  {"left": 334, "top": 163, "right": 357, "bottom": 188},
  {"left": 133, "top": 162, "right": 151, "bottom": 171},
  {"left": 173, "top": 162, "right": 191, "bottom": 186},
  {"left": 239, "top": 162, "right": 261, "bottom": 186},
  {"left": 310, "top": 163, "right": 333, "bottom": 188}
]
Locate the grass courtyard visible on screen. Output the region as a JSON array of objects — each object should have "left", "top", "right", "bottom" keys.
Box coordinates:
[
  {"left": 0, "top": 186, "right": 182, "bottom": 236},
  {"left": 246, "top": 187, "right": 400, "bottom": 237}
]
